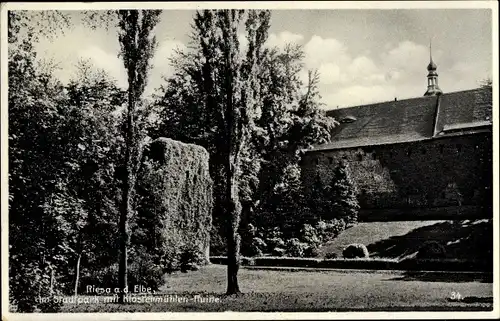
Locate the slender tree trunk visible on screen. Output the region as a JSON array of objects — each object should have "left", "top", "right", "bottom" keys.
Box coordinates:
[
  {"left": 225, "top": 160, "right": 241, "bottom": 295},
  {"left": 74, "top": 253, "right": 82, "bottom": 297},
  {"left": 118, "top": 90, "right": 136, "bottom": 304},
  {"left": 49, "top": 266, "right": 54, "bottom": 296}
]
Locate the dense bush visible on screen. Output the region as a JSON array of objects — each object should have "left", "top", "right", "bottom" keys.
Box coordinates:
[
  {"left": 300, "top": 224, "right": 322, "bottom": 247},
  {"left": 179, "top": 243, "right": 206, "bottom": 272},
  {"left": 248, "top": 237, "right": 267, "bottom": 257},
  {"left": 272, "top": 248, "right": 286, "bottom": 257},
  {"left": 307, "top": 162, "right": 359, "bottom": 225},
  {"left": 343, "top": 244, "right": 369, "bottom": 259},
  {"left": 303, "top": 245, "right": 322, "bottom": 258},
  {"left": 209, "top": 228, "right": 226, "bottom": 256},
  {"left": 324, "top": 252, "right": 338, "bottom": 259},
  {"left": 264, "top": 234, "right": 286, "bottom": 253},
  {"left": 128, "top": 251, "right": 167, "bottom": 291},
  {"left": 285, "top": 238, "right": 309, "bottom": 257},
  {"left": 317, "top": 219, "right": 347, "bottom": 241},
  {"left": 416, "top": 241, "right": 447, "bottom": 259}
]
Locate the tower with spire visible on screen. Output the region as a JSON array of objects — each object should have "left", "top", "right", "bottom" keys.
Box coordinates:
[{"left": 424, "top": 40, "right": 443, "bottom": 96}]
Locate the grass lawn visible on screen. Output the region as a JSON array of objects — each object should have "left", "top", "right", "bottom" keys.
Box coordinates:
[{"left": 60, "top": 264, "right": 493, "bottom": 312}]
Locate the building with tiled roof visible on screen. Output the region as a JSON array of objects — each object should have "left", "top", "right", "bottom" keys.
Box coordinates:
[{"left": 301, "top": 51, "right": 493, "bottom": 222}]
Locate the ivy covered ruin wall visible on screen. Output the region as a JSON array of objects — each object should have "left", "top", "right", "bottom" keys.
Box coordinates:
[
  {"left": 301, "top": 132, "right": 492, "bottom": 221},
  {"left": 137, "top": 137, "right": 213, "bottom": 261}
]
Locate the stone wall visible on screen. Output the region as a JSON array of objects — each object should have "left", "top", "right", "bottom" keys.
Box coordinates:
[{"left": 301, "top": 132, "right": 492, "bottom": 221}]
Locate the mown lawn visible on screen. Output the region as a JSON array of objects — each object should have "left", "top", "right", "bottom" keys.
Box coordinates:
[{"left": 60, "top": 264, "right": 493, "bottom": 312}]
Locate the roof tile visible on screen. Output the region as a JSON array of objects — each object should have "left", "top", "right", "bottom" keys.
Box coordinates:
[{"left": 310, "top": 88, "right": 492, "bottom": 151}]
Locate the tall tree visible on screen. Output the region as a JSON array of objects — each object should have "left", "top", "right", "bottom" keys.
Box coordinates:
[
  {"left": 116, "top": 9, "right": 162, "bottom": 303},
  {"left": 193, "top": 9, "right": 270, "bottom": 294}
]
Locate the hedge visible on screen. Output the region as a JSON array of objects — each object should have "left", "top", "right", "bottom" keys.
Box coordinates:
[
  {"left": 210, "top": 256, "right": 491, "bottom": 272},
  {"left": 398, "top": 258, "right": 493, "bottom": 272},
  {"left": 138, "top": 137, "right": 213, "bottom": 262}
]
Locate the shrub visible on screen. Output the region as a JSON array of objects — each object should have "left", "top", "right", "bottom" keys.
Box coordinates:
[
  {"left": 179, "top": 243, "right": 205, "bottom": 273},
  {"left": 306, "top": 162, "right": 359, "bottom": 225},
  {"left": 209, "top": 227, "right": 226, "bottom": 256},
  {"left": 342, "top": 243, "right": 369, "bottom": 258},
  {"left": 285, "top": 238, "right": 309, "bottom": 257},
  {"left": 328, "top": 162, "right": 359, "bottom": 225},
  {"left": 209, "top": 256, "right": 255, "bottom": 266},
  {"left": 272, "top": 247, "right": 286, "bottom": 257},
  {"left": 266, "top": 237, "right": 285, "bottom": 253},
  {"left": 317, "top": 258, "right": 398, "bottom": 270},
  {"left": 254, "top": 257, "right": 321, "bottom": 267},
  {"left": 300, "top": 224, "right": 322, "bottom": 247},
  {"left": 248, "top": 237, "right": 266, "bottom": 257},
  {"left": 240, "top": 223, "right": 257, "bottom": 257},
  {"left": 416, "top": 241, "right": 446, "bottom": 259},
  {"left": 322, "top": 219, "right": 347, "bottom": 240},
  {"left": 128, "top": 254, "right": 166, "bottom": 291},
  {"left": 303, "top": 245, "right": 322, "bottom": 258},
  {"left": 80, "top": 263, "right": 119, "bottom": 291},
  {"left": 324, "top": 252, "right": 338, "bottom": 259}
]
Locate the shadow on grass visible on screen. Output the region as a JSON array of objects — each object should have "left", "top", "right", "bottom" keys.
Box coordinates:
[
  {"left": 366, "top": 219, "right": 493, "bottom": 262},
  {"left": 386, "top": 271, "right": 493, "bottom": 283}
]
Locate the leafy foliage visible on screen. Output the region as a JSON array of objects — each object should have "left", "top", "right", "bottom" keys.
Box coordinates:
[
  {"left": 309, "top": 161, "right": 359, "bottom": 225},
  {"left": 343, "top": 244, "right": 370, "bottom": 259},
  {"left": 9, "top": 40, "right": 126, "bottom": 311},
  {"left": 152, "top": 13, "right": 338, "bottom": 267},
  {"left": 115, "top": 9, "right": 163, "bottom": 303}
]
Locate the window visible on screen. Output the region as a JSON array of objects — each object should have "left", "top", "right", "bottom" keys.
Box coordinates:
[
  {"left": 357, "top": 153, "right": 363, "bottom": 161},
  {"left": 328, "top": 157, "right": 334, "bottom": 164},
  {"left": 456, "top": 144, "right": 462, "bottom": 153},
  {"left": 439, "top": 144, "right": 445, "bottom": 154},
  {"left": 407, "top": 149, "right": 412, "bottom": 157},
  {"left": 372, "top": 152, "right": 377, "bottom": 160},
  {"left": 421, "top": 148, "right": 427, "bottom": 155},
  {"left": 315, "top": 158, "right": 319, "bottom": 165}
]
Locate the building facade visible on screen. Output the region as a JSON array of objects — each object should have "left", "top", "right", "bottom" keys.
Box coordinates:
[{"left": 302, "top": 52, "right": 493, "bottom": 221}]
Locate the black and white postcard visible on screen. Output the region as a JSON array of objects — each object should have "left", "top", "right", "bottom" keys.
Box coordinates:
[{"left": 1, "top": 1, "right": 498, "bottom": 320}]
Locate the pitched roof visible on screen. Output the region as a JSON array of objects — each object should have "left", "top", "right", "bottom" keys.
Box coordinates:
[
  {"left": 309, "top": 88, "right": 492, "bottom": 151},
  {"left": 434, "top": 88, "right": 493, "bottom": 137}
]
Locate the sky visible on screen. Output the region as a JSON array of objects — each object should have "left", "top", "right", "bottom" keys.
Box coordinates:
[{"left": 32, "top": 9, "right": 493, "bottom": 109}]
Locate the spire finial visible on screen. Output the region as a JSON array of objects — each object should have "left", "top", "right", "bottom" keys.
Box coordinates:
[
  {"left": 429, "top": 38, "right": 433, "bottom": 63},
  {"left": 424, "top": 37, "right": 442, "bottom": 96}
]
